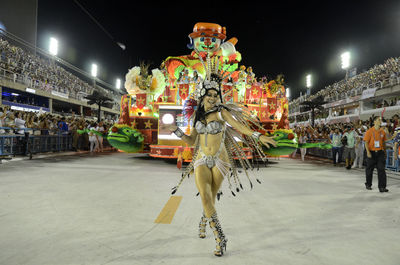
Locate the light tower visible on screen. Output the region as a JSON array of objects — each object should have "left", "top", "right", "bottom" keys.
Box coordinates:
[{"left": 341, "top": 51, "right": 351, "bottom": 80}]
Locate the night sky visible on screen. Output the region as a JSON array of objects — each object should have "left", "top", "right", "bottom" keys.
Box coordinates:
[{"left": 37, "top": 0, "right": 400, "bottom": 99}]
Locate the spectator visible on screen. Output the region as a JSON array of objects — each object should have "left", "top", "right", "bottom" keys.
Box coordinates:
[
  {"left": 298, "top": 129, "right": 307, "bottom": 161},
  {"left": 364, "top": 116, "right": 388, "bottom": 192},
  {"left": 353, "top": 125, "right": 366, "bottom": 169},
  {"left": 343, "top": 125, "right": 357, "bottom": 169},
  {"left": 14, "top": 112, "right": 26, "bottom": 135},
  {"left": 58, "top": 116, "right": 69, "bottom": 134},
  {"left": 96, "top": 121, "right": 105, "bottom": 152},
  {"left": 88, "top": 122, "right": 99, "bottom": 153},
  {"left": 329, "top": 127, "right": 343, "bottom": 166},
  {"left": 0, "top": 106, "right": 7, "bottom": 134}
]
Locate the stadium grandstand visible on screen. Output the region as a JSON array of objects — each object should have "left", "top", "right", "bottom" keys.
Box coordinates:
[
  {"left": 0, "top": 29, "right": 121, "bottom": 120},
  {"left": 289, "top": 56, "right": 400, "bottom": 126}
]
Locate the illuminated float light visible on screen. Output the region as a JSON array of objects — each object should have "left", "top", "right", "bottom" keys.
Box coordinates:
[
  {"left": 159, "top": 105, "right": 183, "bottom": 110},
  {"left": 162, "top": 113, "right": 174, "bottom": 124},
  {"left": 49, "top": 37, "right": 58, "bottom": 56},
  {"left": 341, "top": 51, "right": 351, "bottom": 69},
  {"left": 286, "top": 87, "right": 290, "bottom": 98},
  {"left": 91, "top": 63, "right": 98, "bottom": 77},
  {"left": 276, "top": 111, "right": 282, "bottom": 120},
  {"left": 158, "top": 134, "right": 181, "bottom": 140}
]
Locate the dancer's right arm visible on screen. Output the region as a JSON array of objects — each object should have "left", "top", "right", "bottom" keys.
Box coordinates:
[{"left": 163, "top": 124, "right": 198, "bottom": 146}]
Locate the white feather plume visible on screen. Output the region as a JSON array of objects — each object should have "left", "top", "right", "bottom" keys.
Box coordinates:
[
  {"left": 124, "top": 66, "right": 140, "bottom": 95},
  {"left": 151, "top": 68, "right": 166, "bottom": 99}
]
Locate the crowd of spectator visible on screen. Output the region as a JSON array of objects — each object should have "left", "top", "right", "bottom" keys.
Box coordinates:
[
  {"left": 0, "top": 105, "right": 115, "bottom": 152},
  {"left": 292, "top": 114, "right": 399, "bottom": 143},
  {"left": 290, "top": 57, "right": 400, "bottom": 111},
  {"left": 0, "top": 37, "right": 120, "bottom": 110},
  {"left": 291, "top": 114, "right": 400, "bottom": 170}
]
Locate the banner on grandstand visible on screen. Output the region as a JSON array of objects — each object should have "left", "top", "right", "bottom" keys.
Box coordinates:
[
  {"left": 361, "top": 88, "right": 377, "bottom": 99},
  {"left": 349, "top": 67, "right": 357, "bottom": 78},
  {"left": 323, "top": 95, "right": 361, "bottom": 108},
  {"left": 51, "top": 90, "right": 69, "bottom": 99}
]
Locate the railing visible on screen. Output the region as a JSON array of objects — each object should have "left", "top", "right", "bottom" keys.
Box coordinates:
[
  {"left": 298, "top": 139, "right": 400, "bottom": 172},
  {"left": 0, "top": 127, "right": 111, "bottom": 159},
  {"left": 290, "top": 75, "right": 400, "bottom": 109}
]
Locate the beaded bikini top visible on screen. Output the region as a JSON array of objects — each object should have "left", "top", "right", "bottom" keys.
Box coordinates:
[{"left": 195, "top": 120, "right": 224, "bottom": 134}]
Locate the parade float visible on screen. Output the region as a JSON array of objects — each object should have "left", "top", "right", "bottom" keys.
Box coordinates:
[{"left": 111, "top": 22, "right": 290, "bottom": 164}]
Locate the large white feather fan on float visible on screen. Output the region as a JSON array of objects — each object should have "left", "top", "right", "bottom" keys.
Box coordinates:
[
  {"left": 124, "top": 66, "right": 141, "bottom": 95},
  {"left": 124, "top": 66, "right": 166, "bottom": 99}
]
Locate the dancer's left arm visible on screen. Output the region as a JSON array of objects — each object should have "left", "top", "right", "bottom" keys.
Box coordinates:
[{"left": 220, "top": 109, "right": 277, "bottom": 148}]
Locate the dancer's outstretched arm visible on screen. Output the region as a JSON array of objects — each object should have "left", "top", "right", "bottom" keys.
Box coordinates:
[
  {"left": 163, "top": 124, "right": 198, "bottom": 146},
  {"left": 220, "top": 109, "right": 277, "bottom": 148}
]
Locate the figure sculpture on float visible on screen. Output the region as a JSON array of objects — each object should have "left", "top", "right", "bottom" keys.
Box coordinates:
[{"left": 163, "top": 22, "right": 242, "bottom": 84}]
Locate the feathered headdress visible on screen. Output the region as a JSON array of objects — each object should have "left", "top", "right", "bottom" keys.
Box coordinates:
[{"left": 194, "top": 53, "right": 235, "bottom": 101}]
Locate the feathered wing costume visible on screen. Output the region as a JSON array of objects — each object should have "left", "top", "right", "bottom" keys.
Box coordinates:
[{"left": 171, "top": 54, "right": 268, "bottom": 197}]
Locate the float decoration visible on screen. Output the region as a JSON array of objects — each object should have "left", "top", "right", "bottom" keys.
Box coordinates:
[
  {"left": 78, "top": 124, "right": 144, "bottom": 153},
  {"left": 262, "top": 110, "right": 331, "bottom": 156}
]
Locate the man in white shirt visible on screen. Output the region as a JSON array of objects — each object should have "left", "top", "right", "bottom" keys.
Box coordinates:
[
  {"left": 329, "top": 127, "right": 342, "bottom": 166},
  {"left": 0, "top": 107, "right": 6, "bottom": 134},
  {"left": 343, "top": 125, "right": 356, "bottom": 169},
  {"left": 14, "top": 112, "right": 26, "bottom": 135},
  {"left": 352, "top": 125, "right": 366, "bottom": 168},
  {"left": 96, "top": 121, "right": 105, "bottom": 152}
]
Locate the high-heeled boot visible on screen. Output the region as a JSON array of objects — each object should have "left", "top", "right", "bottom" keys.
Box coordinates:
[
  {"left": 208, "top": 212, "right": 227, "bottom": 256},
  {"left": 198, "top": 213, "right": 207, "bottom": 238}
]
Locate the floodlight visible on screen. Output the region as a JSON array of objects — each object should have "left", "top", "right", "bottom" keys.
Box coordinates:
[
  {"left": 116, "top": 78, "right": 121, "bottom": 89},
  {"left": 306, "top": 74, "right": 312, "bottom": 88},
  {"left": 49, "top": 37, "right": 58, "bottom": 56},
  {"left": 341, "top": 51, "right": 350, "bottom": 69},
  {"left": 91, "top": 64, "right": 98, "bottom": 77}
]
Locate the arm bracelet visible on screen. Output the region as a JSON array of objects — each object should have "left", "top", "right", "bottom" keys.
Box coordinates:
[
  {"left": 173, "top": 127, "right": 185, "bottom": 138},
  {"left": 251, "top": 131, "right": 262, "bottom": 141}
]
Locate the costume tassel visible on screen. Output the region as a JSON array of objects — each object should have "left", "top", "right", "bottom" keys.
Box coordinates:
[{"left": 171, "top": 186, "right": 177, "bottom": 195}]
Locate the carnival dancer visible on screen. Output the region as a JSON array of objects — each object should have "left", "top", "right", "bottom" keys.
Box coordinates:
[{"left": 164, "top": 55, "right": 276, "bottom": 256}]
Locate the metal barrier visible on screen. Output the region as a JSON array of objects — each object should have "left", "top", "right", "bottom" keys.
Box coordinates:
[
  {"left": 0, "top": 127, "right": 112, "bottom": 161},
  {"left": 0, "top": 127, "right": 73, "bottom": 157},
  {"left": 299, "top": 139, "right": 400, "bottom": 172},
  {"left": 386, "top": 149, "right": 400, "bottom": 172}
]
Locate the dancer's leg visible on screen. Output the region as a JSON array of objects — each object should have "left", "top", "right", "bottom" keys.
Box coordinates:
[
  {"left": 194, "top": 165, "right": 214, "bottom": 218},
  {"left": 211, "top": 166, "right": 224, "bottom": 206}
]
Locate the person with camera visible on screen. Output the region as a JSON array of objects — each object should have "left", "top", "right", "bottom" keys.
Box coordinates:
[{"left": 363, "top": 116, "right": 388, "bottom": 192}]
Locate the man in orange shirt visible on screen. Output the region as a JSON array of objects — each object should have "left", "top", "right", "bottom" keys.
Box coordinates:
[{"left": 363, "top": 116, "right": 388, "bottom": 192}]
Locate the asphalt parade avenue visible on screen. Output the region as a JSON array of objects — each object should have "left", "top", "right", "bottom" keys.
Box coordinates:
[{"left": 0, "top": 152, "right": 399, "bottom": 265}]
